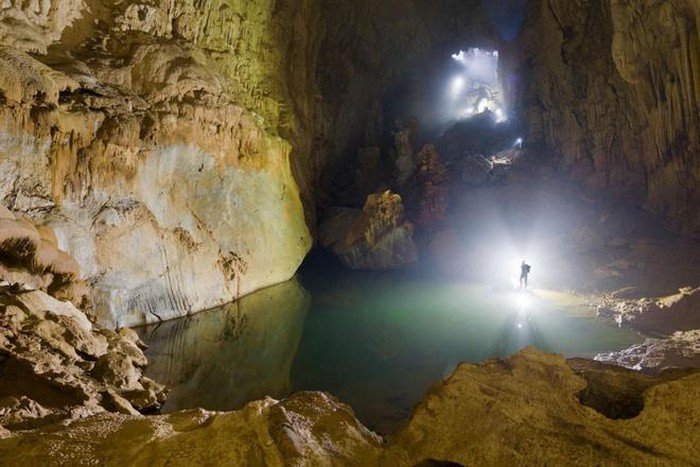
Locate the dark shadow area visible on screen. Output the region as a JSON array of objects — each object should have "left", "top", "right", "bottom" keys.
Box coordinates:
[
  {"left": 569, "top": 359, "right": 700, "bottom": 420},
  {"left": 414, "top": 460, "right": 465, "bottom": 467}
]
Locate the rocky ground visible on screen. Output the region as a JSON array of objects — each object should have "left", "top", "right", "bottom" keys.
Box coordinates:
[
  {"left": 0, "top": 208, "right": 166, "bottom": 431},
  {"left": 1, "top": 348, "right": 698, "bottom": 466},
  {"left": 0, "top": 285, "right": 166, "bottom": 431}
]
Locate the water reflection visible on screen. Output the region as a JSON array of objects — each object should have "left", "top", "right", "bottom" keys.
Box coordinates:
[
  {"left": 138, "top": 271, "right": 641, "bottom": 436},
  {"left": 291, "top": 274, "right": 641, "bottom": 434},
  {"left": 138, "top": 279, "right": 310, "bottom": 412}
]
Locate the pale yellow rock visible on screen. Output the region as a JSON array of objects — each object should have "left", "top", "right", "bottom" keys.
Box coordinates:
[
  {"left": 0, "top": 0, "right": 317, "bottom": 327},
  {"left": 1, "top": 348, "right": 697, "bottom": 466},
  {"left": 0, "top": 287, "right": 166, "bottom": 429},
  {"left": 0, "top": 205, "right": 13, "bottom": 220},
  {"left": 383, "top": 348, "right": 700, "bottom": 466},
  {"left": 0, "top": 392, "right": 383, "bottom": 467}
]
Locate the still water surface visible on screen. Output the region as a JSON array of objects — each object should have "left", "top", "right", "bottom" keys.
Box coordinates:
[{"left": 138, "top": 270, "right": 642, "bottom": 434}]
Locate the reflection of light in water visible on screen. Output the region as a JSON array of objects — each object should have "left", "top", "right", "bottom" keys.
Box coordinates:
[{"left": 514, "top": 293, "right": 531, "bottom": 310}]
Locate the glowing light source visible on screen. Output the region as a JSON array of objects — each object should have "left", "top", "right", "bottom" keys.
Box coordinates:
[
  {"left": 448, "top": 48, "right": 508, "bottom": 125},
  {"left": 515, "top": 137, "right": 524, "bottom": 149},
  {"left": 451, "top": 76, "right": 465, "bottom": 96},
  {"left": 494, "top": 108, "right": 507, "bottom": 123},
  {"left": 514, "top": 293, "right": 531, "bottom": 310}
]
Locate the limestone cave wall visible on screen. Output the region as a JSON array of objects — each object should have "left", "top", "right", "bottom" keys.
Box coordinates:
[
  {"left": 0, "top": 1, "right": 317, "bottom": 327},
  {"left": 517, "top": 0, "right": 700, "bottom": 236},
  {"left": 0, "top": 0, "right": 499, "bottom": 327}
]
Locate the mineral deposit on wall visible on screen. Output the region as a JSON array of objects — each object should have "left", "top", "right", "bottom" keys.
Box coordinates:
[{"left": 0, "top": 1, "right": 315, "bottom": 326}]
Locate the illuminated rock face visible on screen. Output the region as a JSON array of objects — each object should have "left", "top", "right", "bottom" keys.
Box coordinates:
[
  {"left": 0, "top": 2, "right": 314, "bottom": 326},
  {"left": 518, "top": 0, "right": 700, "bottom": 236},
  {"left": 320, "top": 191, "right": 417, "bottom": 270}
]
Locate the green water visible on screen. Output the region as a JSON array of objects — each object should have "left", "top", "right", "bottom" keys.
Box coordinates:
[{"left": 139, "top": 270, "right": 642, "bottom": 434}]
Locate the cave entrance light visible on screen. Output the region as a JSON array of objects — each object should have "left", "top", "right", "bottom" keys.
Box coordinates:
[{"left": 449, "top": 48, "right": 506, "bottom": 123}]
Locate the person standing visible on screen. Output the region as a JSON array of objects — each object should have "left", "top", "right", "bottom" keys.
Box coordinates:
[{"left": 520, "top": 260, "right": 531, "bottom": 288}]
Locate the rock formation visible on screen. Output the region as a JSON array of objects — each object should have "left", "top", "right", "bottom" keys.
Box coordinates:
[
  {"left": 0, "top": 206, "right": 89, "bottom": 307},
  {"left": 392, "top": 127, "right": 416, "bottom": 188},
  {"left": 385, "top": 348, "right": 700, "bottom": 466},
  {"left": 1, "top": 348, "right": 698, "bottom": 466},
  {"left": 595, "top": 286, "right": 700, "bottom": 335},
  {"left": 596, "top": 330, "right": 700, "bottom": 372},
  {"left": 0, "top": 285, "right": 166, "bottom": 430},
  {"left": 0, "top": 2, "right": 313, "bottom": 326},
  {"left": 320, "top": 191, "right": 417, "bottom": 270},
  {"left": 593, "top": 287, "right": 700, "bottom": 371},
  {"left": 414, "top": 144, "right": 448, "bottom": 226},
  {"left": 516, "top": 0, "right": 700, "bottom": 236}
]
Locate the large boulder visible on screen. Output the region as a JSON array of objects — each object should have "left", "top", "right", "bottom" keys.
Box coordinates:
[
  {"left": 320, "top": 191, "right": 417, "bottom": 270},
  {"left": 384, "top": 348, "right": 700, "bottom": 466}
]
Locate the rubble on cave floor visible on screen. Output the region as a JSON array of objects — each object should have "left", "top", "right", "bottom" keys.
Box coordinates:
[{"left": 0, "top": 207, "right": 167, "bottom": 432}]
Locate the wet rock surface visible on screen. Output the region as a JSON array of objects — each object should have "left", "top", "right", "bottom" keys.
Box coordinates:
[
  {"left": 596, "top": 330, "right": 700, "bottom": 373},
  {"left": 592, "top": 287, "right": 700, "bottom": 372}
]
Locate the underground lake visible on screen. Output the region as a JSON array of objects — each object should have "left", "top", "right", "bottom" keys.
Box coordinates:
[{"left": 138, "top": 263, "right": 643, "bottom": 435}]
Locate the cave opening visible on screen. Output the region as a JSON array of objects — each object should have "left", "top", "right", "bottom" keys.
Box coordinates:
[{"left": 379, "top": 46, "right": 513, "bottom": 147}]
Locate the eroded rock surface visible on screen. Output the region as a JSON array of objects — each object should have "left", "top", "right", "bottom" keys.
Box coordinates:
[
  {"left": 0, "top": 2, "right": 313, "bottom": 327},
  {"left": 0, "top": 285, "right": 166, "bottom": 431},
  {"left": 518, "top": 0, "right": 700, "bottom": 236},
  {"left": 0, "top": 392, "right": 383, "bottom": 467},
  {"left": 384, "top": 348, "right": 700, "bottom": 466},
  {"left": 1, "top": 348, "right": 698, "bottom": 466},
  {"left": 595, "top": 286, "right": 700, "bottom": 335},
  {"left": 596, "top": 330, "right": 700, "bottom": 372},
  {"left": 0, "top": 206, "right": 89, "bottom": 308},
  {"left": 593, "top": 287, "right": 700, "bottom": 372},
  {"left": 320, "top": 191, "right": 417, "bottom": 270}
]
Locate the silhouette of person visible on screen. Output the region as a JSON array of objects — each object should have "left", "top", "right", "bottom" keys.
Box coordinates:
[{"left": 520, "top": 260, "right": 531, "bottom": 288}]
